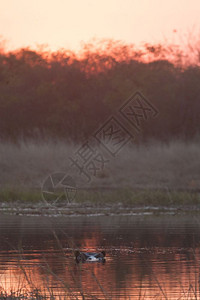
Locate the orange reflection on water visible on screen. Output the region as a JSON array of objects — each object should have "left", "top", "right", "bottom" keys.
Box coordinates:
[{"left": 0, "top": 246, "right": 200, "bottom": 299}]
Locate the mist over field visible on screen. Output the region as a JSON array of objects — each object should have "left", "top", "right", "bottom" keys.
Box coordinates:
[{"left": 0, "top": 139, "right": 200, "bottom": 192}]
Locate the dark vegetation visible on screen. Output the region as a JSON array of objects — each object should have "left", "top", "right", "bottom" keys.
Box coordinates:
[{"left": 0, "top": 39, "right": 200, "bottom": 142}]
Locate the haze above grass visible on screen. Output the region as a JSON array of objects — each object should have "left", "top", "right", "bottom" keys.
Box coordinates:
[{"left": 0, "top": 139, "right": 199, "bottom": 191}]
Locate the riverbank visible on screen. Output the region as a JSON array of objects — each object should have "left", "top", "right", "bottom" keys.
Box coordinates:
[
  {"left": 0, "top": 187, "right": 200, "bottom": 217},
  {"left": 1, "top": 139, "right": 200, "bottom": 216}
]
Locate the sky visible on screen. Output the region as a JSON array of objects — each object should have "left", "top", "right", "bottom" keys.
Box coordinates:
[{"left": 0, "top": 0, "right": 200, "bottom": 52}]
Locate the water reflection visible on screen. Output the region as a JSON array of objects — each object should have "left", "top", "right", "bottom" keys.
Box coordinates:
[{"left": 0, "top": 214, "right": 200, "bottom": 299}]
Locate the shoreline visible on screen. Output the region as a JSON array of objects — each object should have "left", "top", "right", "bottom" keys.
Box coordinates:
[
  {"left": 0, "top": 187, "right": 200, "bottom": 217},
  {"left": 0, "top": 204, "right": 200, "bottom": 217}
]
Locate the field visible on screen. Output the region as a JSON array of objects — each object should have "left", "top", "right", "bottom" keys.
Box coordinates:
[{"left": 0, "top": 139, "right": 199, "bottom": 208}]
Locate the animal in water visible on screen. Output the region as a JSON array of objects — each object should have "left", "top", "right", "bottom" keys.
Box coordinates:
[{"left": 75, "top": 250, "right": 106, "bottom": 263}]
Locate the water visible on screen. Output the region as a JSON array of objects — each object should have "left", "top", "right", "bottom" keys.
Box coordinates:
[{"left": 0, "top": 213, "right": 200, "bottom": 299}]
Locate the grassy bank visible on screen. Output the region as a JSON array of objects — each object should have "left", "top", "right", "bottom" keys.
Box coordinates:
[
  {"left": 0, "top": 187, "right": 199, "bottom": 217},
  {"left": 0, "top": 186, "right": 199, "bottom": 205},
  {"left": 0, "top": 139, "right": 200, "bottom": 213}
]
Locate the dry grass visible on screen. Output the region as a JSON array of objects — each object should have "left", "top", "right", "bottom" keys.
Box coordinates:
[
  {"left": 0, "top": 139, "right": 200, "bottom": 192},
  {"left": 111, "top": 139, "right": 200, "bottom": 190}
]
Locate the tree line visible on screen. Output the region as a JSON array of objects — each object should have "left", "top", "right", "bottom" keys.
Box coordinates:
[{"left": 0, "top": 39, "right": 200, "bottom": 142}]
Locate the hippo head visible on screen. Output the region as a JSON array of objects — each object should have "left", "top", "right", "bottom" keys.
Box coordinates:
[{"left": 75, "top": 250, "right": 106, "bottom": 263}]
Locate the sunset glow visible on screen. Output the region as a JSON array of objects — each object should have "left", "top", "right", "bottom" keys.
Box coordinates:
[
  {"left": 0, "top": 0, "right": 200, "bottom": 52},
  {"left": 1, "top": 1, "right": 200, "bottom": 299}
]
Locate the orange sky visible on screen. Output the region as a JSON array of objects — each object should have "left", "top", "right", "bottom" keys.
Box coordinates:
[{"left": 0, "top": 0, "right": 200, "bottom": 52}]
